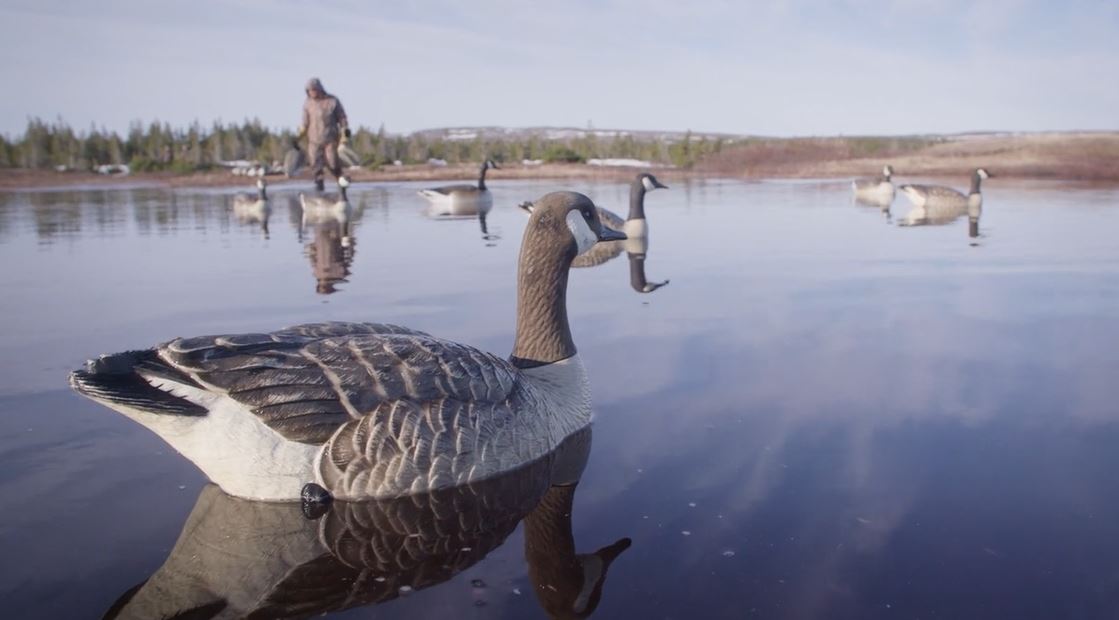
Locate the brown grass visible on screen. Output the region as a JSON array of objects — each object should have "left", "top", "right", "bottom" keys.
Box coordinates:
[{"left": 698, "top": 132, "right": 1119, "bottom": 181}]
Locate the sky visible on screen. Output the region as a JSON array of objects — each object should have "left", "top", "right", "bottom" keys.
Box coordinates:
[{"left": 1, "top": 0, "right": 1117, "bottom": 137}]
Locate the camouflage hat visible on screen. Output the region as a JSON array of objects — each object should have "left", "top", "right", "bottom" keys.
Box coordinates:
[{"left": 305, "top": 77, "right": 324, "bottom": 93}]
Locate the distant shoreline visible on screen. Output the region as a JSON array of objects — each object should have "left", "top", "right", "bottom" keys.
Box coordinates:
[{"left": 3, "top": 133, "right": 1116, "bottom": 191}]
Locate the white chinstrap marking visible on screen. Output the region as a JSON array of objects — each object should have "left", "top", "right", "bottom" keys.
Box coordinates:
[
  {"left": 566, "top": 211, "right": 598, "bottom": 254},
  {"left": 642, "top": 176, "right": 656, "bottom": 191}
]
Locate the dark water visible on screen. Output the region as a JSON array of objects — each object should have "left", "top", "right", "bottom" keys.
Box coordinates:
[{"left": 1, "top": 177, "right": 1117, "bottom": 619}]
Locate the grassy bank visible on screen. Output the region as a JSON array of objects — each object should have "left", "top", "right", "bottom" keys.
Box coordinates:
[
  {"left": 696, "top": 132, "right": 1119, "bottom": 181},
  {"left": 2, "top": 132, "right": 1116, "bottom": 190}
]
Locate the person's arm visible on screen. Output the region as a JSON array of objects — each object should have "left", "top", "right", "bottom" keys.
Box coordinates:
[
  {"left": 298, "top": 100, "right": 309, "bottom": 140},
  {"left": 335, "top": 98, "right": 350, "bottom": 139}
]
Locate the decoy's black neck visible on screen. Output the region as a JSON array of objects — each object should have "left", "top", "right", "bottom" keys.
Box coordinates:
[
  {"left": 259, "top": 186, "right": 268, "bottom": 200},
  {"left": 969, "top": 217, "right": 980, "bottom": 238},
  {"left": 628, "top": 180, "right": 647, "bottom": 221},
  {"left": 970, "top": 172, "right": 983, "bottom": 195},
  {"left": 477, "top": 163, "right": 489, "bottom": 190}
]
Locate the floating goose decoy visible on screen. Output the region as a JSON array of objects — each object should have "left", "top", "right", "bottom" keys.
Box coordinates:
[
  {"left": 299, "top": 176, "right": 351, "bottom": 227},
  {"left": 899, "top": 168, "right": 992, "bottom": 227},
  {"left": 231, "top": 178, "right": 271, "bottom": 238},
  {"left": 418, "top": 159, "right": 498, "bottom": 216},
  {"left": 519, "top": 171, "right": 668, "bottom": 270},
  {"left": 851, "top": 164, "right": 896, "bottom": 206},
  {"left": 100, "top": 429, "right": 629, "bottom": 619},
  {"left": 524, "top": 172, "right": 668, "bottom": 239},
  {"left": 69, "top": 191, "right": 625, "bottom": 501}
]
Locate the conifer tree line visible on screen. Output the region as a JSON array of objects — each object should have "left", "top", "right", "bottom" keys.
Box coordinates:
[{"left": 0, "top": 118, "right": 728, "bottom": 172}]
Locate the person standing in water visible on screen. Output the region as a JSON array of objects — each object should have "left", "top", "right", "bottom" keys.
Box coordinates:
[{"left": 298, "top": 77, "right": 350, "bottom": 191}]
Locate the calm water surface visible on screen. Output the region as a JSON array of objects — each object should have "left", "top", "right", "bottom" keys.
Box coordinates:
[{"left": 1, "top": 177, "right": 1117, "bottom": 619}]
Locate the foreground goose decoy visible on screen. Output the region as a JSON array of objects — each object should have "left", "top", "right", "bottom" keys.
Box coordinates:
[
  {"left": 851, "top": 164, "right": 896, "bottom": 206},
  {"left": 231, "top": 178, "right": 271, "bottom": 238},
  {"left": 70, "top": 191, "right": 626, "bottom": 501},
  {"left": 101, "top": 429, "right": 630, "bottom": 620},
  {"left": 419, "top": 159, "right": 498, "bottom": 216}
]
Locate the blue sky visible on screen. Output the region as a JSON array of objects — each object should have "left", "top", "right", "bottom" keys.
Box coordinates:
[{"left": 1, "top": 0, "right": 1116, "bottom": 136}]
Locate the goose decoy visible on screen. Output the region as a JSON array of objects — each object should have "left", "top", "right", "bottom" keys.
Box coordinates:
[
  {"left": 418, "top": 159, "right": 498, "bottom": 216},
  {"left": 100, "top": 429, "right": 629, "bottom": 619},
  {"left": 299, "top": 176, "right": 351, "bottom": 226},
  {"left": 851, "top": 164, "right": 896, "bottom": 206},
  {"left": 521, "top": 172, "right": 668, "bottom": 239},
  {"left": 69, "top": 192, "right": 626, "bottom": 501},
  {"left": 231, "top": 178, "right": 271, "bottom": 238},
  {"left": 900, "top": 168, "right": 991, "bottom": 212}
]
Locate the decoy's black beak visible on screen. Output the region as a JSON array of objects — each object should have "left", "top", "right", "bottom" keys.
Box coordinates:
[
  {"left": 597, "top": 228, "right": 626, "bottom": 242},
  {"left": 653, "top": 179, "right": 669, "bottom": 189}
]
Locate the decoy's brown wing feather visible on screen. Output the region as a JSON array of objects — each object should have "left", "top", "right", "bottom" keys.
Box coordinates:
[
  {"left": 597, "top": 207, "right": 626, "bottom": 230},
  {"left": 157, "top": 322, "right": 519, "bottom": 445}
]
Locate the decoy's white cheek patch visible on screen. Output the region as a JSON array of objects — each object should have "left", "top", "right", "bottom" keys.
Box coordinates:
[
  {"left": 566, "top": 211, "right": 597, "bottom": 254},
  {"left": 642, "top": 177, "right": 656, "bottom": 191}
]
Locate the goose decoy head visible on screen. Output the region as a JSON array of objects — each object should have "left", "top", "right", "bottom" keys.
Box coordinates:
[
  {"left": 883, "top": 164, "right": 894, "bottom": 178},
  {"left": 485, "top": 159, "right": 500, "bottom": 170},
  {"left": 639, "top": 172, "right": 668, "bottom": 191},
  {"left": 976, "top": 168, "right": 992, "bottom": 179},
  {"left": 527, "top": 192, "right": 627, "bottom": 257}
]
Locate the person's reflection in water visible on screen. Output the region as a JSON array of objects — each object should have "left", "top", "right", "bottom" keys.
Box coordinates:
[
  {"left": 305, "top": 220, "right": 354, "bottom": 294},
  {"left": 101, "top": 429, "right": 630, "bottom": 619}
]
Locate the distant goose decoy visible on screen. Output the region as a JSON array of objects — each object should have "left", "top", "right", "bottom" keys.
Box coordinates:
[
  {"left": 519, "top": 171, "right": 668, "bottom": 269},
  {"left": 300, "top": 176, "right": 352, "bottom": 226},
  {"left": 69, "top": 191, "right": 626, "bottom": 501},
  {"left": 232, "top": 178, "right": 272, "bottom": 237},
  {"left": 899, "top": 168, "right": 992, "bottom": 226},
  {"left": 851, "top": 164, "right": 896, "bottom": 206},
  {"left": 419, "top": 159, "right": 498, "bottom": 216}
]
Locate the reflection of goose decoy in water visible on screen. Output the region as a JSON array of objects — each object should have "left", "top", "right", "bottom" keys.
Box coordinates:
[
  {"left": 70, "top": 192, "right": 625, "bottom": 501},
  {"left": 231, "top": 178, "right": 271, "bottom": 238},
  {"left": 103, "top": 428, "right": 629, "bottom": 619},
  {"left": 626, "top": 250, "right": 668, "bottom": 293},
  {"left": 299, "top": 176, "right": 351, "bottom": 226},
  {"left": 305, "top": 221, "right": 355, "bottom": 294},
  {"left": 422, "top": 208, "right": 502, "bottom": 246},
  {"left": 852, "top": 164, "right": 896, "bottom": 206},
  {"left": 419, "top": 159, "right": 499, "bottom": 216},
  {"left": 899, "top": 168, "right": 992, "bottom": 226}
]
